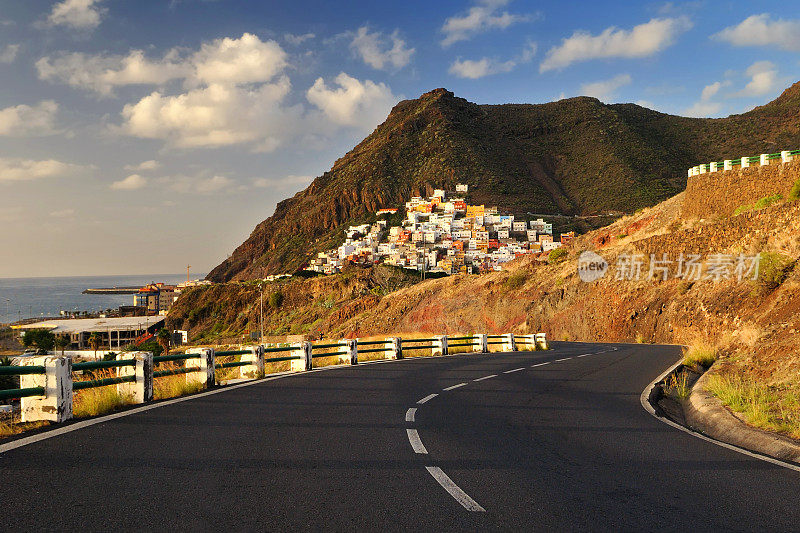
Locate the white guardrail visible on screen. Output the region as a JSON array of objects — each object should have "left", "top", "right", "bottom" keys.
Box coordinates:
[
  {"left": 688, "top": 150, "right": 799, "bottom": 177},
  {"left": 7, "top": 332, "right": 548, "bottom": 424}
]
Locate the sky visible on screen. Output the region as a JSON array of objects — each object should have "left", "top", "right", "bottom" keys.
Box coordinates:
[{"left": 0, "top": 0, "right": 798, "bottom": 278}]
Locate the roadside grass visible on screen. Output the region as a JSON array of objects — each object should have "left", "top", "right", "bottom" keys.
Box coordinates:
[
  {"left": 664, "top": 369, "right": 691, "bottom": 400},
  {"left": 635, "top": 332, "right": 645, "bottom": 344},
  {"left": 706, "top": 373, "right": 800, "bottom": 439},
  {"left": 72, "top": 367, "right": 134, "bottom": 418},
  {"left": 0, "top": 419, "right": 49, "bottom": 439},
  {"left": 153, "top": 373, "right": 204, "bottom": 400},
  {"left": 682, "top": 341, "right": 718, "bottom": 368},
  {"left": 734, "top": 194, "right": 783, "bottom": 216}
]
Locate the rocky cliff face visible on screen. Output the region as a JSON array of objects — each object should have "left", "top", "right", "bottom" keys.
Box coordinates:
[{"left": 208, "top": 83, "right": 800, "bottom": 282}]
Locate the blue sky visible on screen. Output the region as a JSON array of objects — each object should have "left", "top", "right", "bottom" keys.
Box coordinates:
[{"left": 0, "top": 0, "right": 798, "bottom": 277}]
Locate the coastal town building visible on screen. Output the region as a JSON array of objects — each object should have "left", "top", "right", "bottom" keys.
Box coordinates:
[
  {"left": 133, "top": 283, "right": 177, "bottom": 313},
  {"left": 306, "top": 184, "right": 570, "bottom": 276},
  {"left": 12, "top": 315, "right": 165, "bottom": 350}
]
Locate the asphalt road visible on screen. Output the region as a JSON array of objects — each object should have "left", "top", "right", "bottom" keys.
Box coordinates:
[{"left": 3, "top": 341, "right": 800, "bottom": 531}]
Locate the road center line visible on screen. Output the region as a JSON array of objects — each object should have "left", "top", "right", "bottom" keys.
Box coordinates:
[
  {"left": 554, "top": 357, "right": 572, "bottom": 362},
  {"left": 503, "top": 367, "right": 525, "bottom": 374},
  {"left": 530, "top": 362, "right": 550, "bottom": 367},
  {"left": 473, "top": 374, "right": 497, "bottom": 382},
  {"left": 425, "top": 466, "right": 486, "bottom": 512},
  {"left": 417, "top": 393, "right": 438, "bottom": 404},
  {"left": 405, "top": 407, "right": 417, "bottom": 423},
  {"left": 407, "top": 429, "right": 428, "bottom": 454},
  {"left": 576, "top": 354, "right": 589, "bottom": 358},
  {"left": 443, "top": 382, "right": 467, "bottom": 391}
]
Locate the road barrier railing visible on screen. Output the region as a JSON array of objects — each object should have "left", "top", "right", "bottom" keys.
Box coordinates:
[
  {"left": 688, "top": 149, "right": 800, "bottom": 177},
  {"left": 3, "top": 332, "right": 547, "bottom": 424}
]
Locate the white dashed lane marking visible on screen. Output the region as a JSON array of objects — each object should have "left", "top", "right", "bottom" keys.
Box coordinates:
[
  {"left": 407, "top": 429, "right": 428, "bottom": 454},
  {"left": 530, "top": 362, "right": 550, "bottom": 367},
  {"left": 503, "top": 367, "right": 525, "bottom": 374},
  {"left": 405, "top": 407, "right": 417, "bottom": 423},
  {"left": 425, "top": 467, "right": 486, "bottom": 512},
  {"left": 417, "top": 393, "right": 438, "bottom": 404},
  {"left": 554, "top": 357, "right": 572, "bottom": 362},
  {"left": 473, "top": 374, "right": 497, "bottom": 382},
  {"left": 443, "top": 382, "right": 467, "bottom": 391}
]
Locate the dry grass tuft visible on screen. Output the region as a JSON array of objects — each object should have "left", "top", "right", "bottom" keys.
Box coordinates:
[
  {"left": 0, "top": 419, "right": 49, "bottom": 439},
  {"left": 682, "top": 341, "right": 718, "bottom": 368},
  {"left": 73, "top": 386, "right": 133, "bottom": 418},
  {"left": 706, "top": 373, "right": 800, "bottom": 439},
  {"left": 154, "top": 374, "right": 204, "bottom": 400}
]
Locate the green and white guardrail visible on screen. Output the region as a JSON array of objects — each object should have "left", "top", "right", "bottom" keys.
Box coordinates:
[
  {"left": 688, "top": 149, "right": 800, "bottom": 177},
  {"left": 0, "top": 332, "right": 548, "bottom": 424}
]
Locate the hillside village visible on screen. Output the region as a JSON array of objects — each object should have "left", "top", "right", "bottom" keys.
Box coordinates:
[{"left": 307, "top": 184, "right": 573, "bottom": 275}]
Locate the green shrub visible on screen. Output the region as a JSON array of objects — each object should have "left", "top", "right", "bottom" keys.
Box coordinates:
[
  {"left": 503, "top": 270, "right": 527, "bottom": 290},
  {"left": 268, "top": 291, "right": 284, "bottom": 309},
  {"left": 548, "top": 247, "right": 568, "bottom": 264},
  {"left": 753, "top": 194, "right": 782, "bottom": 210},
  {"left": 756, "top": 252, "right": 795, "bottom": 294},
  {"left": 789, "top": 178, "right": 800, "bottom": 202}
]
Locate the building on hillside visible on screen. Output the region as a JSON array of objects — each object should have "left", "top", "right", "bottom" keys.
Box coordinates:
[
  {"left": 134, "top": 283, "right": 177, "bottom": 313},
  {"left": 560, "top": 231, "right": 575, "bottom": 245}
]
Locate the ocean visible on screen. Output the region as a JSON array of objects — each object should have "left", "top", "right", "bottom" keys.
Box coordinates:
[{"left": 0, "top": 274, "right": 206, "bottom": 324}]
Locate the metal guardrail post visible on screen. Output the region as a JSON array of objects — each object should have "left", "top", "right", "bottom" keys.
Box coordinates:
[
  {"left": 186, "top": 348, "right": 215, "bottom": 389},
  {"left": 385, "top": 337, "right": 402, "bottom": 359},
  {"left": 239, "top": 345, "right": 265, "bottom": 379},
  {"left": 340, "top": 339, "right": 358, "bottom": 365},
  {"left": 433, "top": 335, "right": 448, "bottom": 356},
  {"left": 503, "top": 333, "right": 516, "bottom": 352},
  {"left": 473, "top": 333, "right": 487, "bottom": 353},
  {"left": 117, "top": 351, "right": 153, "bottom": 403},
  {"left": 20, "top": 356, "right": 73, "bottom": 423},
  {"left": 535, "top": 333, "right": 548, "bottom": 350}
]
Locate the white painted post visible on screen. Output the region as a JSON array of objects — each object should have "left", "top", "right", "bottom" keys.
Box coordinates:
[
  {"left": 710, "top": 161, "right": 718, "bottom": 172},
  {"left": 292, "top": 341, "right": 312, "bottom": 371},
  {"left": 741, "top": 156, "right": 750, "bottom": 168},
  {"left": 186, "top": 347, "right": 215, "bottom": 389},
  {"left": 385, "top": 337, "right": 402, "bottom": 360},
  {"left": 503, "top": 333, "right": 516, "bottom": 352},
  {"left": 535, "top": 333, "right": 549, "bottom": 351},
  {"left": 432, "top": 335, "right": 448, "bottom": 356},
  {"left": 20, "top": 356, "right": 72, "bottom": 423},
  {"left": 724, "top": 160, "right": 732, "bottom": 171},
  {"left": 473, "top": 334, "right": 488, "bottom": 353},
  {"left": 117, "top": 351, "right": 153, "bottom": 404},
  {"left": 239, "top": 345, "right": 265, "bottom": 379},
  {"left": 782, "top": 150, "right": 792, "bottom": 163},
  {"left": 760, "top": 153, "right": 769, "bottom": 166},
  {"left": 340, "top": 339, "right": 357, "bottom": 365},
  {"left": 699, "top": 163, "right": 707, "bottom": 174}
]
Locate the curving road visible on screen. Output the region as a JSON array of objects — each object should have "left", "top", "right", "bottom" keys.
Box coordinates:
[{"left": 2, "top": 342, "right": 800, "bottom": 531}]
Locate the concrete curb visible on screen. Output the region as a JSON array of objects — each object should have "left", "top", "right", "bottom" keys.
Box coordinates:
[{"left": 684, "top": 368, "right": 800, "bottom": 464}]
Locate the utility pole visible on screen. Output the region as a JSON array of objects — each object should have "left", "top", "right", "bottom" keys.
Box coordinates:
[
  {"left": 186, "top": 264, "right": 191, "bottom": 283},
  {"left": 260, "top": 283, "right": 264, "bottom": 342}
]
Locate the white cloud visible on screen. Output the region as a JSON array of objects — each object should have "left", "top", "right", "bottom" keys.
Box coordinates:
[
  {"left": 37, "top": 33, "right": 284, "bottom": 96},
  {"left": 349, "top": 26, "right": 414, "bottom": 70},
  {"left": 448, "top": 41, "right": 536, "bottom": 79},
  {"left": 284, "top": 32, "right": 315, "bottom": 45},
  {"left": 449, "top": 57, "right": 516, "bottom": 79},
  {"left": 580, "top": 73, "right": 632, "bottom": 101},
  {"left": 36, "top": 49, "right": 191, "bottom": 97},
  {"left": 165, "top": 174, "right": 235, "bottom": 194},
  {"left": 540, "top": 17, "right": 692, "bottom": 72},
  {"left": 682, "top": 80, "right": 731, "bottom": 117},
  {"left": 121, "top": 78, "right": 298, "bottom": 149},
  {"left": 124, "top": 160, "right": 160, "bottom": 172},
  {"left": 110, "top": 174, "right": 147, "bottom": 190},
  {"left": 45, "top": 0, "right": 106, "bottom": 30},
  {"left": 0, "top": 158, "right": 86, "bottom": 183},
  {"left": 713, "top": 14, "right": 800, "bottom": 51},
  {"left": 733, "top": 61, "right": 781, "bottom": 97},
  {"left": 191, "top": 33, "right": 287, "bottom": 86},
  {"left": 441, "top": 0, "right": 529, "bottom": 47},
  {"left": 0, "top": 100, "right": 59, "bottom": 136},
  {"left": 253, "top": 175, "right": 313, "bottom": 188},
  {"left": 50, "top": 209, "right": 75, "bottom": 218},
  {"left": 0, "top": 44, "right": 19, "bottom": 64},
  {"left": 306, "top": 73, "right": 398, "bottom": 129}
]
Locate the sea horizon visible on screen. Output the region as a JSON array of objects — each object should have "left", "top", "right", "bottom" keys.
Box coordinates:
[{"left": 0, "top": 273, "right": 207, "bottom": 324}]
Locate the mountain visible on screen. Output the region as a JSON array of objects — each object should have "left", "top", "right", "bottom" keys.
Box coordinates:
[{"left": 207, "top": 83, "right": 800, "bottom": 282}]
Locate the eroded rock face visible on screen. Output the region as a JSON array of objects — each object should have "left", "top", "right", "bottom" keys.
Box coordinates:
[{"left": 208, "top": 82, "right": 800, "bottom": 282}]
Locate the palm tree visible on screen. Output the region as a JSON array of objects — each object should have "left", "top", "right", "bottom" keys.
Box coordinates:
[
  {"left": 54, "top": 335, "right": 70, "bottom": 356},
  {"left": 157, "top": 328, "right": 171, "bottom": 356},
  {"left": 87, "top": 333, "right": 103, "bottom": 359}
]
